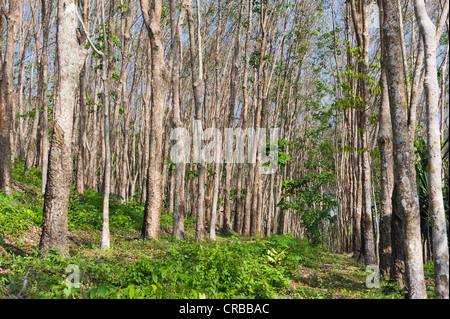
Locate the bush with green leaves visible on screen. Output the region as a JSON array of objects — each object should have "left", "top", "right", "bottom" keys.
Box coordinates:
[
  {"left": 278, "top": 162, "right": 338, "bottom": 245},
  {"left": 414, "top": 135, "right": 449, "bottom": 257},
  {"left": 1, "top": 234, "right": 318, "bottom": 299},
  {"left": 124, "top": 237, "right": 312, "bottom": 299}
]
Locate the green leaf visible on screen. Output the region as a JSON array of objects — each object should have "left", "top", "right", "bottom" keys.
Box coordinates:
[
  {"left": 98, "top": 283, "right": 107, "bottom": 298},
  {"left": 128, "top": 285, "right": 135, "bottom": 299},
  {"left": 63, "top": 287, "right": 72, "bottom": 298}
]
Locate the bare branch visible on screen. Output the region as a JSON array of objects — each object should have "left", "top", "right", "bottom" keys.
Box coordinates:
[{"left": 73, "top": 5, "right": 104, "bottom": 57}]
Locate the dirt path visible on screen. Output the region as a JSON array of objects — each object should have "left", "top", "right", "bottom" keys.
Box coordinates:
[{"left": 286, "top": 252, "right": 402, "bottom": 299}]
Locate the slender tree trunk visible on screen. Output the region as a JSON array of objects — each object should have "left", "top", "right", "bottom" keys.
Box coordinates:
[
  {"left": 377, "top": 50, "right": 394, "bottom": 277},
  {"left": 28, "top": 0, "right": 51, "bottom": 185},
  {"left": 187, "top": 0, "right": 205, "bottom": 240},
  {"left": 101, "top": 0, "right": 111, "bottom": 250},
  {"left": 241, "top": 0, "right": 253, "bottom": 237},
  {"left": 439, "top": 44, "right": 448, "bottom": 140},
  {"left": 15, "top": 8, "right": 33, "bottom": 161},
  {"left": 353, "top": 129, "right": 362, "bottom": 260},
  {"left": 249, "top": 4, "right": 268, "bottom": 238},
  {"left": 39, "top": 0, "right": 88, "bottom": 256},
  {"left": 223, "top": 0, "right": 244, "bottom": 234},
  {"left": 89, "top": 77, "right": 101, "bottom": 190},
  {"left": 414, "top": 0, "right": 449, "bottom": 299},
  {"left": 141, "top": 0, "right": 167, "bottom": 240},
  {"left": 117, "top": 2, "right": 132, "bottom": 203},
  {"left": 170, "top": 0, "right": 188, "bottom": 239},
  {"left": 74, "top": 0, "right": 88, "bottom": 196},
  {"left": 350, "top": 0, "right": 376, "bottom": 266},
  {"left": 140, "top": 41, "right": 152, "bottom": 204},
  {"left": 76, "top": 65, "right": 87, "bottom": 195},
  {"left": 381, "top": 0, "right": 427, "bottom": 299},
  {"left": 0, "top": 0, "right": 21, "bottom": 194},
  {"left": 209, "top": 1, "right": 226, "bottom": 239},
  {"left": 210, "top": 152, "right": 221, "bottom": 240}
]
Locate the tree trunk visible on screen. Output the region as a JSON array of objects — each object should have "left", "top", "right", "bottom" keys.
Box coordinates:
[
  {"left": 377, "top": 57, "right": 394, "bottom": 277},
  {"left": 76, "top": 65, "right": 87, "bottom": 195},
  {"left": 170, "top": 0, "right": 188, "bottom": 239},
  {"left": 39, "top": 0, "right": 88, "bottom": 256},
  {"left": 141, "top": 0, "right": 167, "bottom": 240},
  {"left": 0, "top": 0, "right": 21, "bottom": 194},
  {"left": 414, "top": 0, "right": 449, "bottom": 299},
  {"left": 381, "top": 0, "right": 427, "bottom": 299},
  {"left": 349, "top": 0, "right": 376, "bottom": 266},
  {"left": 186, "top": 0, "right": 205, "bottom": 241},
  {"left": 140, "top": 41, "right": 152, "bottom": 204},
  {"left": 101, "top": 0, "right": 111, "bottom": 250}
]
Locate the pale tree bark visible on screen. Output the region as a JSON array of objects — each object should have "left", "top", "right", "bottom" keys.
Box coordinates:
[
  {"left": 40, "top": 0, "right": 88, "bottom": 256},
  {"left": 381, "top": 0, "right": 427, "bottom": 299},
  {"left": 439, "top": 44, "right": 448, "bottom": 139},
  {"left": 390, "top": 180, "right": 407, "bottom": 288},
  {"left": 140, "top": 40, "right": 152, "bottom": 204},
  {"left": 103, "top": 1, "right": 115, "bottom": 194},
  {"left": 249, "top": 2, "right": 268, "bottom": 238},
  {"left": 100, "top": 0, "right": 111, "bottom": 250},
  {"left": 117, "top": 0, "right": 133, "bottom": 203},
  {"left": 209, "top": 121, "right": 221, "bottom": 240},
  {"left": 88, "top": 76, "right": 101, "bottom": 190},
  {"left": 414, "top": 0, "right": 449, "bottom": 299},
  {"left": 74, "top": 0, "right": 91, "bottom": 195},
  {"left": 377, "top": 0, "right": 394, "bottom": 278},
  {"left": 344, "top": 2, "right": 362, "bottom": 261},
  {"left": 141, "top": 0, "right": 167, "bottom": 240},
  {"left": 170, "top": 0, "right": 188, "bottom": 240},
  {"left": 241, "top": 0, "right": 253, "bottom": 237},
  {"left": 209, "top": 0, "right": 223, "bottom": 241},
  {"left": 408, "top": 0, "right": 448, "bottom": 142},
  {"left": 186, "top": 0, "right": 205, "bottom": 241},
  {"left": 223, "top": 0, "right": 244, "bottom": 234},
  {"left": 14, "top": 4, "right": 34, "bottom": 161},
  {"left": 0, "top": 0, "right": 21, "bottom": 194},
  {"left": 378, "top": 68, "right": 395, "bottom": 277},
  {"left": 25, "top": 47, "right": 42, "bottom": 172},
  {"left": 349, "top": 0, "right": 376, "bottom": 266},
  {"left": 76, "top": 63, "right": 87, "bottom": 195},
  {"left": 40, "top": 2, "right": 51, "bottom": 194}
]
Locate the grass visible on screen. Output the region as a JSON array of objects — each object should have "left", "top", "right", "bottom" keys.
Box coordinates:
[{"left": 0, "top": 160, "right": 435, "bottom": 299}]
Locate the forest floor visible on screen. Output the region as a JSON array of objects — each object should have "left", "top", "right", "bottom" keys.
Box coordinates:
[{"left": 0, "top": 161, "right": 436, "bottom": 299}]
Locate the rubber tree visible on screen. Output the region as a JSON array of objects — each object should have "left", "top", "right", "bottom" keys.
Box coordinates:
[
  {"left": 414, "top": 0, "right": 449, "bottom": 299},
  {"left": 0, "top": 0, "right": 21, "bottom": 194},
  {"left": 39, "top": 0, "right": 88, "bottom": 256},
  {"left": 140, "top": 0, "right": 167, "bottom": 240},
  {"left": 380, "top": 0, "right": 427, "bottom": 299}
]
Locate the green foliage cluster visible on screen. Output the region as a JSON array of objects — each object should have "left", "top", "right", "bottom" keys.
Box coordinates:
[
  {"left": 125, "top": 236, "right": 313, "bottom": 299},
  {"left": 0, "top": 232, "right": 318, "bottom": 299},
  {"left": 278, "top": 162, "right": 337, "bottom": 245},
  {"left": 68, "top": 189, "right": 144, "bottom": 232},
  {"left": 414, "top": 135, "right": 450, "bottom": 249}
]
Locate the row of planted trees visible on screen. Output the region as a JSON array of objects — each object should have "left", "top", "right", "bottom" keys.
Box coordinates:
[
  {"left": 331, "top": 0, "right": 449, "bottom": 299},
  {"left": 0, "top": 0, "right": 448, "bottom": 298}
]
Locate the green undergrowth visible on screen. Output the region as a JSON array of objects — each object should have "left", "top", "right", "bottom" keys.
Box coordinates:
[{"left": 0, "top": 160, "right": 423, "bottom": 299}]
